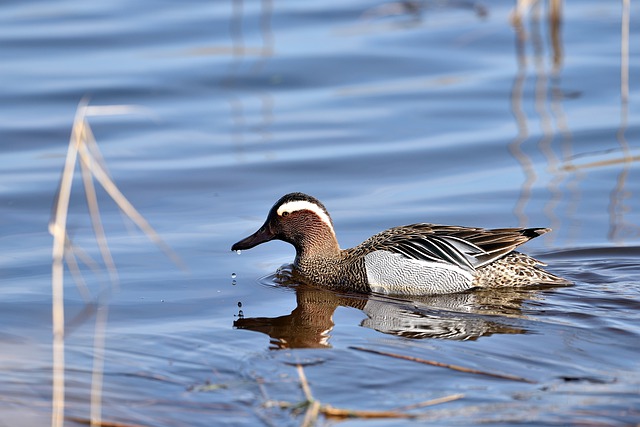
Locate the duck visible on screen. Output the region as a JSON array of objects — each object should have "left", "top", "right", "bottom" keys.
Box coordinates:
[{"left": 231, "top": 192, "right": 571, "bottom": 295}]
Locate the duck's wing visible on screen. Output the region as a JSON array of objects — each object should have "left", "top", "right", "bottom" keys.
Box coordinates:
[{"left": 356, "top": 224, "right": 550, "bottom": 273}]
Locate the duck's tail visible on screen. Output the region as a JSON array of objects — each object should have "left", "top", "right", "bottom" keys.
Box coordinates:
[{"left": 474, "top": 251, "right": 572, "bottom": 287}]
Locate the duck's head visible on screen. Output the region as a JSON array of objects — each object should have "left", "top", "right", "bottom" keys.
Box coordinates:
[{"left": 231, "top": 192, "right": 339, "bottom": 256}]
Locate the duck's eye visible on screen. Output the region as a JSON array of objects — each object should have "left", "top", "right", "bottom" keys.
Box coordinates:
[{"left": 281, "top": 211, "right": 289, "bottom": 217}]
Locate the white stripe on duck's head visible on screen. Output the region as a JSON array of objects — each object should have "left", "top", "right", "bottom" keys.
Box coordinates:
[{"left": 231, "top": 192, "right": 339, "bottom": 253}]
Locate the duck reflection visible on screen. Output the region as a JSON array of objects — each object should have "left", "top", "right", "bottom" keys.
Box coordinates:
[{"left": 234, "top": 266, "right": 537, "bottom": 349}]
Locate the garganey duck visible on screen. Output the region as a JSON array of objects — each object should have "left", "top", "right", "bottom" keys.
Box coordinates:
[{"left": 231, "top": 192, "right": 570, "bottom": 295}]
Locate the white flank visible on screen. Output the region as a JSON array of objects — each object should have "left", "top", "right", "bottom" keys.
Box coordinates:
[
  {"left": 364, "top": 250, "right": 474, "bottom": 295},
  {"left": 277, "top": 200, "right": 336, "bottom": 237}
]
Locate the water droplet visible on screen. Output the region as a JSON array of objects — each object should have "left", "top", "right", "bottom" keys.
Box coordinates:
[
  {"left": 237, "top": 301, "right": 242, "bottom": 308},
  {"left": 236, "top": 250, "right": 242, "bottom": 255},
  {"left": 238, "top": 310, "right": 244, "bottom": 318},
  {"left": 231, "top": 280, "right": 236, "bottom": 286},
  {"left": 231, "top": 272, "right": 237, "bottom": 279}
]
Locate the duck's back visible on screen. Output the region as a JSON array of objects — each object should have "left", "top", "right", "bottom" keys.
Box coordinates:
[{"left": 345, "top": 223, "right": 569, "bottom": 295}]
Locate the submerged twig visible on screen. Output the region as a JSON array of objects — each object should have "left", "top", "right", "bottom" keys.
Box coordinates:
[
  {"left": 349, "top": 346, "right": 537, "bottom": 384},
  {"left": 301, "top": 400, "right": 321, "bottom": 427},
  {"left": 321, "top": 405, "right": 415, "bottom": 419},
  {"left": 65, "top": 416, "right": 149, "bottom": 427},
  {"left": 286, "top": 363, "right": 461, "bottom": 426},
  {"left": 296, "top": 364, "right": 313, "bottom": 402}
]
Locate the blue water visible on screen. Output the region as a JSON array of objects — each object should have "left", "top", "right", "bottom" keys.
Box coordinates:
[{"left": 1, "top": 1, "right": 639, "bottom": 426}]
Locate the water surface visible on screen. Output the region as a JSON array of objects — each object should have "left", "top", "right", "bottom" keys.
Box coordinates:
[{"left": 1, "top": 0, "right": 639, "bottom": 425}]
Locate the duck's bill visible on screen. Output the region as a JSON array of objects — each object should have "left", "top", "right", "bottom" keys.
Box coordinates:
[{"left": 231, "top": 225, "right": 275, "bottom": 251}]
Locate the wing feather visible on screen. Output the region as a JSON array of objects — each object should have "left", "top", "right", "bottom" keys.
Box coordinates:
[{"left": 352, "top": 223, "right": 549, "bottom": 272}]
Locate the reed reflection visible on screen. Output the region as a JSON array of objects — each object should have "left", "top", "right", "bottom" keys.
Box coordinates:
[
  {"left": 226, "top": 0, "right": 275, "bottom": 161},
  {"left": 357, "top": 0, "right": 487, "bottom": 31},
  {"left": 509, "top": 1, "right": 638, "bottom": 244},
  {"left": 608, "top": 0, "right": 637, "bottom": 243},
  {"left": 234, "top": 266, "right": 538, "bottom": 350},
  {"left": 509, "top": 0, "right": 570, "bottom": 234}
]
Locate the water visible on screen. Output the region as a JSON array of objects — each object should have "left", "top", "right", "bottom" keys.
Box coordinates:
[{"left": 1, "top": 0, "right": 639, "bottom": 426}]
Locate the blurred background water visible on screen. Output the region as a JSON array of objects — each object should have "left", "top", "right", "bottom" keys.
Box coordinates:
[{"left": 1, "top": 0, "right": 639, "bottom": 426}]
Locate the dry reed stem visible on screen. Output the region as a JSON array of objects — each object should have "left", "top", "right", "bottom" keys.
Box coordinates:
[
  {"left": 50, "top": 100, "right": 88, "bottom": 427},
  {"left": 50, "top": 100, "right": 182, "bottom": 427},
  {"left": 79, "top": 137, "right": 118, "bottom": 287},
  {"left": 63, "top": 238, "right": 92, "bottom": 302},
  {"left": 90, "top": 304, "right": 109, "bottom": 426},
  {"left": 350, "top": 346, "right": 537, "bottom": 384},
  {"left": 561, "top": 155, "right": 640, "bottom": 172},
  {"left": 393, "top": 393, "right": 465, "bottom": 412},
  {"left": 76, "top": 139, "right": 187, "bottom": 271},
  {"left": 64, "top": 234, "right": 104, "bottom": 276}
]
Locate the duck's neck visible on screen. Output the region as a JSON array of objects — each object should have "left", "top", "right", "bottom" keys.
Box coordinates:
[{"left": 294, "top": 228, "right": 341, "bottom": 265}]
